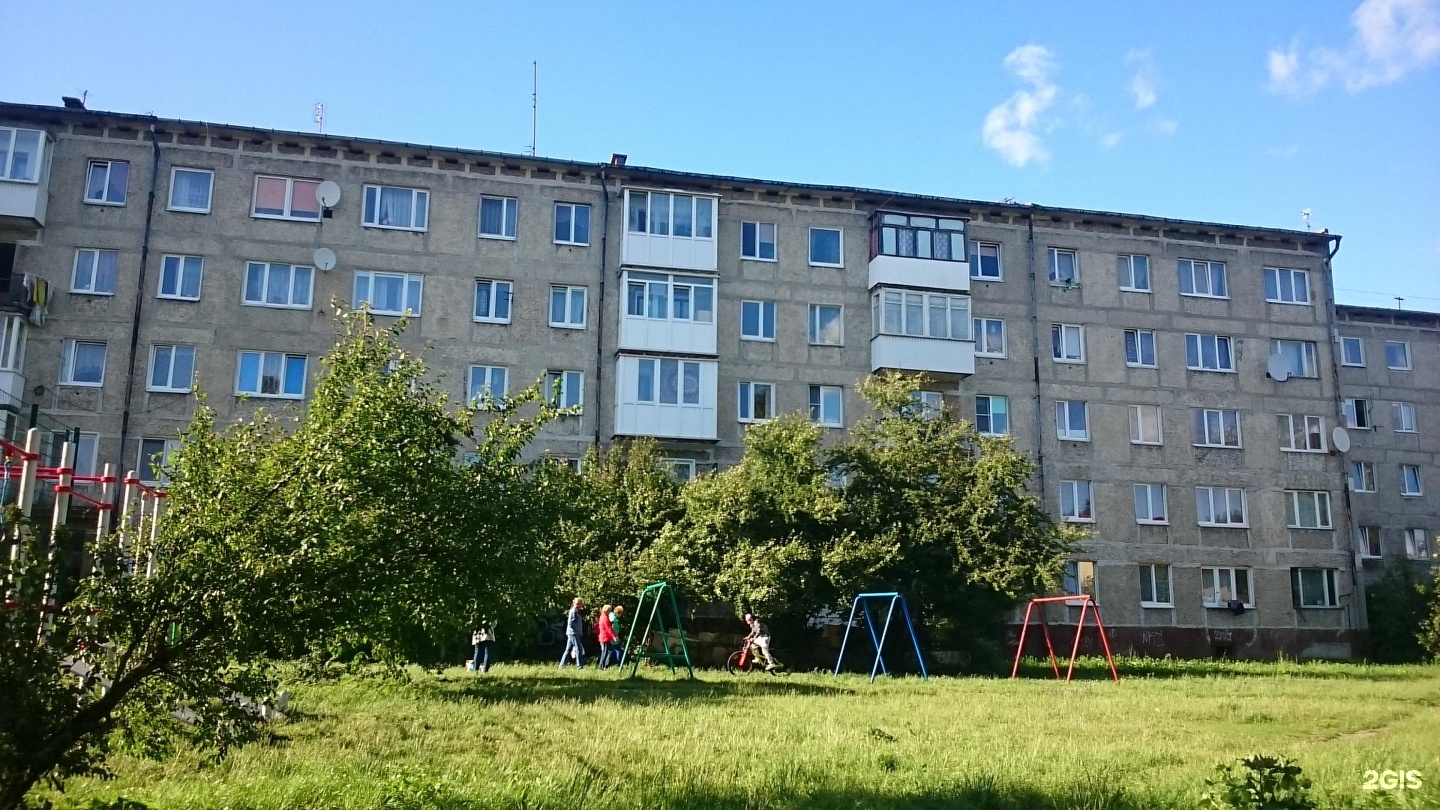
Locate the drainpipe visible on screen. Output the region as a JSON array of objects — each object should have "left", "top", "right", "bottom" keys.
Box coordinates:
[
  {"left": 592, "top": 166, "right": 611, "bottom": 448},
  {"left": 1320, "top": 235, "right": 1360, "bottom": 648},
  {"left": 1025, "top": 210, "right": 1046, "bottom": 503},
  {"left": 117, "top": 123, "right": 161, "bottom": 478}
]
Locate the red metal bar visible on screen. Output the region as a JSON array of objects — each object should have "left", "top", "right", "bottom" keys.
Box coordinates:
[
  {"left": 1091, "top": 603, "right": 1120, "bottom": 682},
  {"left": 1010, "top": 600, "right": 1035, "bottom": 678},
  {"left": 1065, "top": 599, "right": 1089, "bottom": 683},
  {"left": 0, "top": 438, "right": 39, "bottom": 461},
  {"left": 55, "top": 486, "right": 114, "bottom": 510},
  {"left": 1038, "top": 610, "right": 1060, "bottom": 678}
]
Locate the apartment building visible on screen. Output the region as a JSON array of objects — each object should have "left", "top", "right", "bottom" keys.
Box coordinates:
[{"left": 1, "top": 99, "right": 1427, "bottom": 659}]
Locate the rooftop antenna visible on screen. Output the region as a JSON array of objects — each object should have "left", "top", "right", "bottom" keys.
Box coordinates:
[
  {"left": 529, "top": 61, "right": 538, "bottom": 156},
  {"left": 314, "top": 102, "right": 325, "bottom": 134},
  {"left": 1301, "top": 208, "right": 1312, "bottom": 231}
]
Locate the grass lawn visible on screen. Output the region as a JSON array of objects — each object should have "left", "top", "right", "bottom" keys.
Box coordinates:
[{"left": 45, "top": 658, "right": 1440, "bottom": 809}]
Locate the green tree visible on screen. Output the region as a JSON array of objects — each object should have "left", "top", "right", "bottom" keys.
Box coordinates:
[
  {"left": 1365, "top": 560, "right": 1435, "bottom": 663},
  {"left": 1421, "top": 563, "right": 1440, "bottom": 662},
  {"left": 0, "top": 311, "right": 567, "bottom": 808}
]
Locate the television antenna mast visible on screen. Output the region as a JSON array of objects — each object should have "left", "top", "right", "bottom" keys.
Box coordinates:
[
  {"left": 529, "top": 61, "right": 538, "bottom": 156},
  {"left": 315, "top": 102, "right": 325, "bottom": 134},
  {"left": 1301, "top": 208, "right": 1312, "bottom": 231}
]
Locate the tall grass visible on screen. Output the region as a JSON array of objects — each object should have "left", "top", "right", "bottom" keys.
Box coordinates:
[{"left": 44, "top": 659, "right": 1440, "bottom": 809}]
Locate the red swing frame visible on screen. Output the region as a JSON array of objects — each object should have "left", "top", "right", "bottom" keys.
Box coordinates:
[{"left": 1009, "top": 594, "right": 1119, "bottom": 682}]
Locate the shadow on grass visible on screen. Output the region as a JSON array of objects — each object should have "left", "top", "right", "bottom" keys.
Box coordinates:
[
  {"left": 1012, "top": 655, "right": 1433, "bottom": 682},
  {"left": 415, "top": 669, "right": 859, "bottom": 706}
]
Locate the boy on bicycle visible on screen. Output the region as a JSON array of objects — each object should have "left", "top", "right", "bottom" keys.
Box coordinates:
[{"left": 743, "top": 612, "right": 777, "bottom": 672}]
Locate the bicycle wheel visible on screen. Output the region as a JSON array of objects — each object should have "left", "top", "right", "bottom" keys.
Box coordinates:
[{"left": 725, "top": 651, "right": 752, "bottom": 675}]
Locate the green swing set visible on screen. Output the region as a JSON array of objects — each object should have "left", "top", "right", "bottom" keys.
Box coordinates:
[{"left": 618, "top": 581, "right": 694, "bottom": 679}]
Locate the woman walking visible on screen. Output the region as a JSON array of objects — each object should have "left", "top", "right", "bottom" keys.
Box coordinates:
[
  {"left": 596, "top": 603, "right": 616, "bottom": 670},
  {"left": 471, "top": 618, "right": 495, "bottom": 674}
]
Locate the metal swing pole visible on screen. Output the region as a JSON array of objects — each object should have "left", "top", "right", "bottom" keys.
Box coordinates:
[
  {"left": 861, "top": 598, "right": 889, "bottom": 676},
  {"left": 899, "top": 596, "right": 928, "bottom": 679},
  {"left": 833, "top": 598, "right": 862, "bottom": 677},
  {"left": 869, "top": 595, "right": 899, "bottom": 683}
]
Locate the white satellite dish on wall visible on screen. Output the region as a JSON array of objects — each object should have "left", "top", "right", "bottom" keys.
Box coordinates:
[
  {"left": 1265, "top": 354, "right": 1291, "bottom": 382},
  {"left": 313, "top": 247, "right": 337, "bottom": 272},
  {"left": 1332, "top": 426, "right": 1351, "bottom": 454},
  {"left": 315, "top": 180, "right": 342, "bottom": 209}
]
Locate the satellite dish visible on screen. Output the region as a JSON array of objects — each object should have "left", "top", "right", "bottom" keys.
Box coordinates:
[
  {"left": 1266, "top": 354, "right": 1291, "bottom": 382},
  {"left": 315, "top": 180, "right": 342, "bottom": 209},
  {"left": 1332, "top": 427, "right": 1351, "bottom": 454},
  {"left": 312, "top": 248, "right": 337, "bottom": 272}
]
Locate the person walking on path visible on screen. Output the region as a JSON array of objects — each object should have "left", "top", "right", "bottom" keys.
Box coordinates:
[
  {"left": 559, "top": 597, "right": 586, "bottom": 670},
  {"left": 471, "top": 618, "right": 495, "bottom": 674},
  {"left": 609, "top": 605, "right": 626, "bottom": 666},
  {"left": 596, "top": 603, "right": 616, "bottom": 670}
]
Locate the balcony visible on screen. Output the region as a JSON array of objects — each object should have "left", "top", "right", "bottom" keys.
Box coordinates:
[
  {"left": 0, "top": 127, "right": 51, "bottom": 240},
  {"left": 613, "top": 355, "right": 718, "bottom": 440},
  {"left": 868, "top": 212, "right": 970, "bottom": 292},
  {"left": 618, "top": 271, "right": 717, "bottom": 354},
  {"left": 622, "top": 188, "right": 718, "bottom": 272},
  {"left": 869, "top": 287, "right": 974, "bottom": 376},
  {"left": 870, "top": 334, "right": 975, "bottom": 376}
]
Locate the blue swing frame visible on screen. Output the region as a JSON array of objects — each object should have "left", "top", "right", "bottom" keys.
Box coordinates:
[{"left": 832, "top": 592, "right": 928, "bottom": 682}]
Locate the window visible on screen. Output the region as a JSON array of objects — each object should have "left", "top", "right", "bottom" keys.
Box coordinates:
[
  {"left": 243, "top": 262, "right": 313, "bottom": 309},
  {"left": 635, "top": 359, "right": 701, "bottom": 406},
  {"left": 1356, "top": 525, "right": 1382, "bottom": 558},
  {"left": 473, "top": 280, "right": 513, "bottom": 323},
  {"left": 0, "top": 127, "right": 44, "bottom": 182},
  {"left": 1050, "top": 324, "right": 1085, "bottom": 363},
  {"left": 809, "top": 304, "right": 843, "bottom": 345},
  {"left": 1192, "top": 409, "right": 1242, "bottom": 447},
  {"left": 1063, "top": 561, "right": 1096, "bottom": 600},
  {"left": 362, "top": 184, "right": 429, "bottom": 230},
  {"left": 970, "top": 242, "right": 1002, "bottom": 279},
  {"left": 252, "top": 175, "right": 320, "bottom": 220},
  {"left": 741, "top": 221, "right": 777, "bottom": 261},
  {"left": 1140, "top": 564, "right": 1172, "bottom": 607},
  {"left": 975, "top": 395, "right": 1009, "bottom": 436},
  {"left": 738, "top": 381, "right": 774, "bottom": 423},
  {"left": 147, "top": 344, "right": 195, "bottom": 393},
  {"left": 479, "top": 195, "right": 518, "bottom": 239},
  {"left": 1047, "top": 248, "right": 1078, "bottom": 285},
  {"left": 71, "top": 249, "right": 119, "bottom": 295},
  {"left": 1202, "top": 567, "right": 1252, "bottom": 607},
  {"left": 1385, "top": 341, "right": 1411, "bottom": 370},
  {"left": 740, "top": 300, "right": 776, "bottom": 341},
  {"left": 908, "top": 391, "right": 944, "bottom": 420},
  {"left": 60, "top": 340, "right": 107, "bottom": 387},
  {"left": 1278, "top": 414, "right": 1326, "bottom": 452},
  {"left": 872, "top": 291, "right": 971, "bottom": 340},
  {"left": 236, "top": 351, "right": 307, "bottom": 398},
  {"left": 1393, "top": 402, "right": 1417, "bottom": 432},
  {"left": 1118, "top": 254, "right": 1150, "bottom": 292},
  {"left": 71, "top": 432, "right": 100, "bottom": 480},
  {"left": 354, "top": 271, "right": 423, "bottom": 316},
  {"left": 625, "top": 272, "right": 714, "bottom": 323},
  {"left": 137, "top": 438, "right": 179, "bottom": 485},
  {"left": 664, "top": 459, "right": 696, "bottom": 483},
  {"left": 973, "top": 318, "right": 1005, "bottom": 356},
  {"left": 626, "top": 191, "right": 715, "bottom": 239},
  {"left": 1134, "top": 484, "right": 1168, "bottom": 524},
  {"left": 1059, "top": 480, "right": 1094, "bottom": 522},
  {"left": 1130, "top": 405, "right": 1162, "bottom": 445},
  {"left": 158, "top": 255, "right": 203, "bottom": 300},
  {"left": 1401, "top": 465, "right": 1423, "bottom": 496},
  {"left": 1178, "top": 259, "right": 1228, "bottom": 298},
  {"left": 1264, "top": 268, "right": 1311, "bottom": 304},
  {"left": 168, "top": 168, "right": 213, "bottom": 213},
  {"left": 873, "top": 213, "right": 966, "bottom": 261},
  {"left": 1291, "top": 568, "right": 1339, "bottom": 608},
  {"left": 809, "top": 385, "right": 843, "bottom": 427},
  {"left": 1285, "top": 490, "right": 1333, "bottom": 529},
  {"left": 549, "top": 286, "right": 587, "bottom": 328},
  {"left": 1054, "top": 401, "right": 1089, "bottom": 441},
  {"left": 1271, "top": 340, "right": 1318, "bottom": 378},
  {"left": 1406, "top": 528, "right": 1433, "bottom": 560},
  {"left": 1350, "top": 461, "right": 1376, "bottom": 493},
  {"left": 1340, "top": 337, "right": 1365, "bottom": 367},
  {"left": 809, "top": 228, "right": 843, "bottom": 267},
  {"left": 1124, "top": 329, "right": 1157, "bottom": 367},
  {"left": 1184, "top": 333, "right": 1235, "bottom": 372},
  {"left": 545, "top": 370, "right": 584, "bottom": 409},
  {"left": 1344, "top": 398, "right": 1372, "bottom": 430},
  {"left": 85, "top": 159, "right": 129, "bottom": 205},
  {"left": 1196, "top": 487, "right": 1247, "bottom": 527},
  {"left": 467, "top": 365, "right": 508, "bottom": 403},
  {"left": 553, "top": 202, "right": 591, "bottom": 245}
]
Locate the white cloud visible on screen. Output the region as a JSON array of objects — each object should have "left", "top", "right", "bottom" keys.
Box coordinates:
[
  {"left": 1268, "top": 0, "right": 1440, "bottom": 96},
  {"left": 1125, "top": 49, "right": 1159, "bottom": 109},
  {"left": 1147, "top": 118, "right": 1179, "bottom": 136},
  {"left": 1100, "top": 131, "right": 1123, "bottom": 149},
  {"left": 982, "top": 45, "right": 1059, "bottom": 167}
]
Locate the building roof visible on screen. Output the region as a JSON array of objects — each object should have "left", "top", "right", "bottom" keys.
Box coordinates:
[{"left": 1335, "top": 303, "right": 1440, "bottom": 327}]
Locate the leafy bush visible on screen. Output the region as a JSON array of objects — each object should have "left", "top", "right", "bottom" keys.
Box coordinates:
[
  {"left": 1200, "top": 754, "right": 1315, "bottom": 810},
  {"left": 1365, "top": 560, "right": 1434, "bottom": 663}
]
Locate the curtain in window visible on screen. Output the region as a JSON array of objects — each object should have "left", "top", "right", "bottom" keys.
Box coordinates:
[
  {"left": 377, "top": 188, "right": 413, "bottom": 227},
  {"left": 480, "top": 198, "right": 506, "bottom": 235},
  {"left": 291, "top": 180, "right": 321, "bottom": 218},
  {"left": 254, "top": 177, "right": 288, "bottom": 215},
  {"left": 173, "top": 170, "right": 211, "bottom": 209}
]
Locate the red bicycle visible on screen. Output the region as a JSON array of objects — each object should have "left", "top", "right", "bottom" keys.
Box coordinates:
[{"left": 725, "top": 638, "right": 782, "bottom": 675}]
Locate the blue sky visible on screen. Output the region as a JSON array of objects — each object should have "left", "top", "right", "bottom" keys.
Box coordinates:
[{"left": 5, "top": 0, "right": 1438, "bottom": 310}]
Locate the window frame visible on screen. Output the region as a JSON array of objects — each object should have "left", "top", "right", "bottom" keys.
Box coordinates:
[
  {"left": 1139, "top": 563, "right": 1173, "bottom": 607},
  {"left": 1356, "top": 525, "right": 1382, "bottom": 558},
  {"left": 0, "top": 127, "right": 45, "bottom": 183},
  {"left": 1134, "top": 484, "right": 1168, "bottom": 525},
  {"left": 1278, "top": 414, "right": 1326, "bottom": 453},
  {"left": 1129, "top": 404, "right": 1163, "bottom": 445},
  {"left": 467, "top": 365, "right": 509, "bottom": 404},
  {"left": 1058, "top": 479, "right": 1095, "bottom": 523},
  {"left": 741, "top": 221, "right": 778, "bottom": 262},
  {"left": 1124, "top": 328, "right": 1157, "bottom": 368},
  {"left": 1063, "top": 560, "right": 1097, "bottom": 604},
  {"left": 1284, "top": 490, "right": 1333, "bottom": 530},
  {"left": 361, "top": 184, "right": 430, "bottom": 231},
  {"left": 250, "top": 174, "right": 322, "bottom": 222},
  {"left": 71, "top": 248, "right": 119, "bottom": 296},
  {"left": 664, "top": 458, "right": 697, "bottom": 483},
  {"left": 84, "top": 159, "right": 129, "bottom": 206},
  {"left": 1270, "top": 339, "right": 1319, "bottom": 378},
  {"left": 1201, "top": 566, "right": 1253, "bottom": 608},
  {"left": 1385, "top": 340, "right": 1411, "bottom": 370},
  {"left": 1196, "top": 487, "right": 1248, "bottom": 528},
  {"left": 1178, "top": 258, "right": 1228, "bottom": 299},
  {"left": 59, "top": 339, "right": 107, "bottom": 388},
  {"left": 634, "top": 358, "right": 703, "bottom": 407},
  {"left": 738, "top": 381, "right": 775, "bottom": 423},
  {"left": 808, "top": 227, "right": 844, "bottom": 268},
  {"left": 624, "top": 271, "right": 715, "bottom": 325},
  {"left": 1339, "top": 337, "right": 1365, "bottom": 367},
  {"left": 973, "top": 317, "right": 1006, "bottom": 357},
  {"left": 808, "top": 303, "right": 844, "bottom": 346},
  {"left": 975, "top": 395, "right": 1010, "bottom": 436},
  {"left": 872, "top": 290, "right": 971, "bottom": 341},
  {"left": 1392, "top": 402, "right": 1417, "bottom": 433},
  {"left": 1291, "top": 567, "right": 1340, "bottom": 608},
  {"left": 157, "top": 254, "right": 203, "bottom": 301},
  {"left": 1344, "top": 398, "right": 1373, "bottom": 430},
  {"left": 1184, "top": 333, "right": 1236, "bottom": 372},
  {"left": 872, "top": 212, "right": 967, "bottom": 263},
  {"left": 624, "top": 190, "right": 716, "bottom": 240},
  {"left": 553, "top": 201, "right": 591, "bottom": 246},
  {"left": 235, "top": 350, "right": 308, "bottom": 399},
  {"left": 549, "top": 285, "right": 588, "bottom": 329},
  {"left": 1264, "top": 267, "right": 1311, "bottom": 305},
  {"left": 167, "top": 167, "right": 214, "bottom": 214},
  {"left": 1350, "top": 461, "right": 1376, "bottom": 493},
  {"left": 242, "top": 261, "right": 314, "bottom": 310},
  {"left": 478, "top": 195, "right": 519, "bottom": 240},
  {"left": 1405, "top": 528, "right": 1433, "bottom": 560},
  {"left": 473, "top": 279, "right": 514, "bottom": 324},
  {"left": 545, "top": 370, "right": 585, "bottom": 410},
  {"left": 740, "top": 300, "right": 777, "bottom": 342},
  {"left": 809, "top": 384, "right": 843, "bottom": 427},
  {"left": 136, "top": 437, "right": 180, "bottom": 485},
  {"left": 1054, "top": 400, "right": 1090, "bottom": 441},
  {"left": 1047, "top": 247, "right": 1079, "bottom": 285},
  {"left": 1050, "top": 323, "right": 1085, "bottom": 363},
  {"left": 353, "top": 270, "right": 424, "bottom": 317},
  {"left": 1117, "top": 254, "right": 1151, "bottom": 292},
  {"left": 146, "top": 343, "right": 196, "bottom": 394},
  {"left": 1192, "top": 408, "right": 1243, "bottom": 448},
  {"left": 970, "top": 241, "right": 1002, "bottom": 280},
  {"left": 1400, "top": 465, "right": 1423, "bottom": 497}
]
